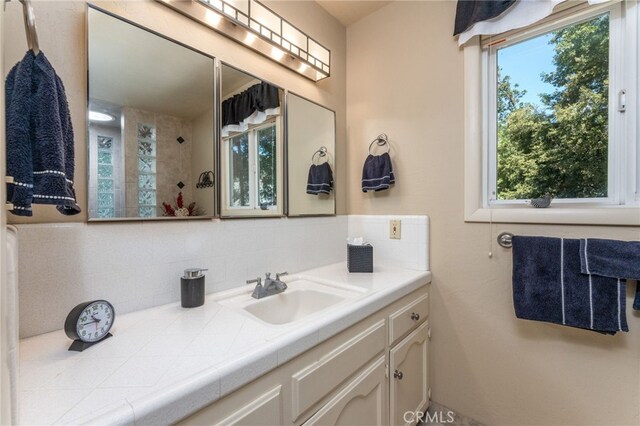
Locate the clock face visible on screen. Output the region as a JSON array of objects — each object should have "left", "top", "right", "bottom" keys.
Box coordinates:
[{"left": 76, "top": 301, "right": 114, "bottom": 343}]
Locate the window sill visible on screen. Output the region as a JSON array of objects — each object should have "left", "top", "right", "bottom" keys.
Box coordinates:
[{"left": 465, "top": 205, "right": 640, "bottom": 226}]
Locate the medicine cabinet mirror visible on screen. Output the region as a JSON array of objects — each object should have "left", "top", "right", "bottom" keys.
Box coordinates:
[
  {"left": 87, "top": 7, "right": 216, "bottom": 220},
  {"left": 286, "top": 93, "right": 336, "bottom": 216},
  {"left": 219, "top": 63, "right": 284, "bottom": 217}
]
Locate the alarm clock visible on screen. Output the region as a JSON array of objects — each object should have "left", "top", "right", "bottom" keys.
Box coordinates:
[{"left": 64, "top": 300, "right": 115, "bottom": 352}]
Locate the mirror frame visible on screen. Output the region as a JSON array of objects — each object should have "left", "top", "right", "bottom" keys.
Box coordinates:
[
  {"left": 217, "top": 61, "right": 286, "bottom": 219},
  {"left": 284, "top": 91, "right": 337, "bottom": 217},
  {"left": 86, "top": 4, "right": 218, "bottom": 222}
]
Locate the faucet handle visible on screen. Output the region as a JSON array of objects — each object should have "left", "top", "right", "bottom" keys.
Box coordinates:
[
  {"left": 246, "top": 277, "right": 262, "bottom": 285},
  {"left": 265, "top": 272, "right": 271, "bottom": 280},
  {"left": 276, "top": 271, "right": 288, "bottom": 280}
]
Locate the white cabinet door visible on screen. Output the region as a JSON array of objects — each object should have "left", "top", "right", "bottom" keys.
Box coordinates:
[
  {"left": 303, "top": 356, "right": 388, "bottom": 426},
  {"left": 389, "top": 320, "right": 428, "bottom": 426}
]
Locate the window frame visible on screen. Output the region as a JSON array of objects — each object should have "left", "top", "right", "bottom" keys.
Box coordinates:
[
  {"left": 464, "top": 0, "right": 639, "bottom": 225},
  {"left": 221, "top": 118, "right": 282, "bottom": 216}
]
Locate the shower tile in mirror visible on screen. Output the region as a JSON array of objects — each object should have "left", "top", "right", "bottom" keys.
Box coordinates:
[
  {"left": 98, "top": 179, "right": 113, "bottom": 192},
  {"left": 98, "top": 193, "right": 114, "bottom": 208},
  {"left": 139, "top": 206, "right": 155, "bottom": 218},
  {"left": 138, "top": 174, "right": 156, "bottom": 190},
  {"left": 138, "top": 157, "right": 156, "bottom": 174},
  {"left": 138, "top": 139, "right": 156, "bottom": 157},
  {"left": 97, "top": 208, "right": 115, "bottom": 218},
  {"left": 97, "top": 136, "right": 113, "bottom": 149},
  {"left": 139, "top": 190, "right": 156, "bottom": 206},
  {"left": 137, "top": 123, "right": 156, "bottom": 141},
  {"left": 98, "top": 150, "right": 113, "bottom": 165},
  {"left": 98, "top": 164, "right": 113, "bottom": 179}
]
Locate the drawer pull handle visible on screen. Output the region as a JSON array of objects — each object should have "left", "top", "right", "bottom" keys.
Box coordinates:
[
  {"left": 410, "top": 312, "right": 420, "bottom": 321},
  {"left": 394, "top": 369, "right": 403, "bottom": 380}
]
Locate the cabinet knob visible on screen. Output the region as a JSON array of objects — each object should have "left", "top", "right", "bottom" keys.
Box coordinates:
[
  {"left": 393, "top": 369, "right": 403, "bottom": 380},
  {"left": 410, "top": 312, "right": 420, "bottom": 321}
]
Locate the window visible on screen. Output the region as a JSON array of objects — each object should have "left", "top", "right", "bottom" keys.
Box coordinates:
[
  {"left": 464, "top": 0, "right": 639, "bottom": 224},
  {"left": 137, "top": 123, "right": 157, "bottom": 218},
  {"left": 96, "top": 135, "right": 115, "bottom": 218},
  {"left": 224, "top": 120, "right": 279, "bottom": 212}
]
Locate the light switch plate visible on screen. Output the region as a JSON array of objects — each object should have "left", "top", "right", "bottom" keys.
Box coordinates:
[{"left": 389, "top": 219, "right": 401, "bottom": 239}]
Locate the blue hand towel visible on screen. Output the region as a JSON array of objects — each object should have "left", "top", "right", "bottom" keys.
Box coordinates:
[
  {"left": 5, "top": 51, "right": 81, "bottom": 216},
  {"left": 306, "top": 162, "right": 333, "bottom": 195},
  {"left": 579, "top": 239, "right": 640, "bottom": 279},
  {"left": 512, "top": 236, "right": 627, "bottom": 334},
  {"left": 579, "top": 238, "right": 640, "bottom": 310},
  {"left": 362, "top": 152, "right": 395, "bottom": 192}
]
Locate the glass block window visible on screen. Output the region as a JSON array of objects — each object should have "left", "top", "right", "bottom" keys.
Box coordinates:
[
  {"left": 137, "top": 123, "right": 157, "bottom": 218},
  {"left": 96, "top": 135, "right": 115, "bottom": 218}
]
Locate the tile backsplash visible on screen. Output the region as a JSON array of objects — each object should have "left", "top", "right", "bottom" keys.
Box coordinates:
[
  {"left": 16, "top": 214, "right": 429, "bottom": 338},
  {"left": 347, "top": 215, "right": 429, "bottom": 271},
  {"left": 16, "top": 217, "right": 347, "bottom": 338}
]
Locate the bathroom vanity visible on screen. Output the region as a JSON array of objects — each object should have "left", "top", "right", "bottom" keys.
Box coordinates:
[
  {"left": 183, "top": 279, "right": 429, "bottom": 425},
  {"left": 18, "top": 263, "right": 430, "bottom": 425}
]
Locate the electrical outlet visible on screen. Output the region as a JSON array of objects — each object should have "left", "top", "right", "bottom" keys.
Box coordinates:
[{"left": 389, "top": 219, "right": 401, "bottom": 239}]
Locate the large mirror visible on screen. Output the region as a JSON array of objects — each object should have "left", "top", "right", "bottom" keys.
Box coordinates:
[
  {"left": 87, "top": 7, "right": 215, "bottom": 220},
  {"left": 286, "top": 93, "right": 336, "bottom": 216},
  {"left": 219, "top": 64, "right": 284, "bottom": 217}
]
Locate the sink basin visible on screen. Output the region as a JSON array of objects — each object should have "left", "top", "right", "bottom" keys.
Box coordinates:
[{"left": 216, "top": 278, "right": 365, "bottom": 325}]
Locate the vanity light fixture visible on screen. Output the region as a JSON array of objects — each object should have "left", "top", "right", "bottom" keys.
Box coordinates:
[
  {"left": 155, "top": 0, "right": 331, "bottom": 81},
  {"left": 88, "top": 111, "right": 115, "bottom": 122}
]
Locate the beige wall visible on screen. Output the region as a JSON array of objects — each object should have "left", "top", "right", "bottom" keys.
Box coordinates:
[
  {"left": 347, "top": 1, "right": 640, "bottom": 425},
  {"left": 191, "top": 109, "right": 215, "bottom": 216},
  {"left": 3, "top": 0, "right": 347, "bottom": 223}
]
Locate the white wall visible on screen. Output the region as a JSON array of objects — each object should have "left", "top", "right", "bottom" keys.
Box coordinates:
[{"left": 347, "top": 1, "right": 640, "bottom": 425}]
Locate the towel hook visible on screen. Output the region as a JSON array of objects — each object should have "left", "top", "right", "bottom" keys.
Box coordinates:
[
  {"left": 6, "top": 0, "right": 39, "bottom": 54},
  {"left": 311, "top": 146, "right": 328, "bottom": 164},
  {"left": 368, "top": 133, "right": 390, "bottom": 155}
]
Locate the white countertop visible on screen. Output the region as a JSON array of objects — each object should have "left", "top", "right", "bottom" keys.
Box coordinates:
[{"left": 19, "top": 262, "right": 431, "bottom": 425}]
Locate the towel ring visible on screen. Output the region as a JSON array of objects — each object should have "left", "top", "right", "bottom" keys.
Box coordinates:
[
  {"left": 312, "top": 146, "right": 328, "bottom": 164},
  {"left": 6, "top": 0, "right": 40, "bottom": 54},
  {"left": 368, "top": 133, "right": 390, "bottom": 155}
]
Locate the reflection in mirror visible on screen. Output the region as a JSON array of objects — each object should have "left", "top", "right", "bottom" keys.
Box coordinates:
[
  {"left": 220, "top": 64, "right": 284, "bottom": 217},
  {"left": 287, "top": 93, "right": 336, "bottom": 216},
  {"left": 87, "top": 7, "right": 215, "bottom": 220}
]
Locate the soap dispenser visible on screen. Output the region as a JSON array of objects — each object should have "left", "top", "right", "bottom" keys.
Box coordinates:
[{"left": 181, "top": 268, "right": 207, "bottom": 308}]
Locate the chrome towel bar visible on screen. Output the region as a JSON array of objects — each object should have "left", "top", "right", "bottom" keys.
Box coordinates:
[{"left": 497, "top": 232, "right": 514, "bottom": 248}]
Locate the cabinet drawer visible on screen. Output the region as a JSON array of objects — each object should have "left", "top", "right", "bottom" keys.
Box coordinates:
[
  {"left": 179, "top": 385, "right": 283, "bottom": 425},
  {"left": 389, "top": 293, "right": 428, "bottom": 346},
  {"left": 291, "top": 320, "right": 386, "bottom": 421}
]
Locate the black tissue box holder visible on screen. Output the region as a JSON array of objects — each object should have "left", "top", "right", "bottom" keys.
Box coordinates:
[{"left": 347, "top": 244, "right": 373, "bottom": 273}]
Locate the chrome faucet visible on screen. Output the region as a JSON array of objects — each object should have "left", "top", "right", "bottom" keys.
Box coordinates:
[{"left": 248, "top": 272, "right": 288, "bottom": 299}]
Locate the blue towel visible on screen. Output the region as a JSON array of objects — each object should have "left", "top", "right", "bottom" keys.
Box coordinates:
[
  {"left": 579, "top": 239, "right": 640, "bottom": 279},
  {"left": 5, "top": 51, "right": 80, "bottom": 216},
  {"left": 579, "top": 238, "right": 640, "bottom": 310},
  {"left": 512, "top": 236, "right": 627, "bottom": 334},
  {"left": 306, "top": 162, "right": 333, "bottom": 195},
  {"left": 362, "top": 152, "right": 395, "bottom": 192}
]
